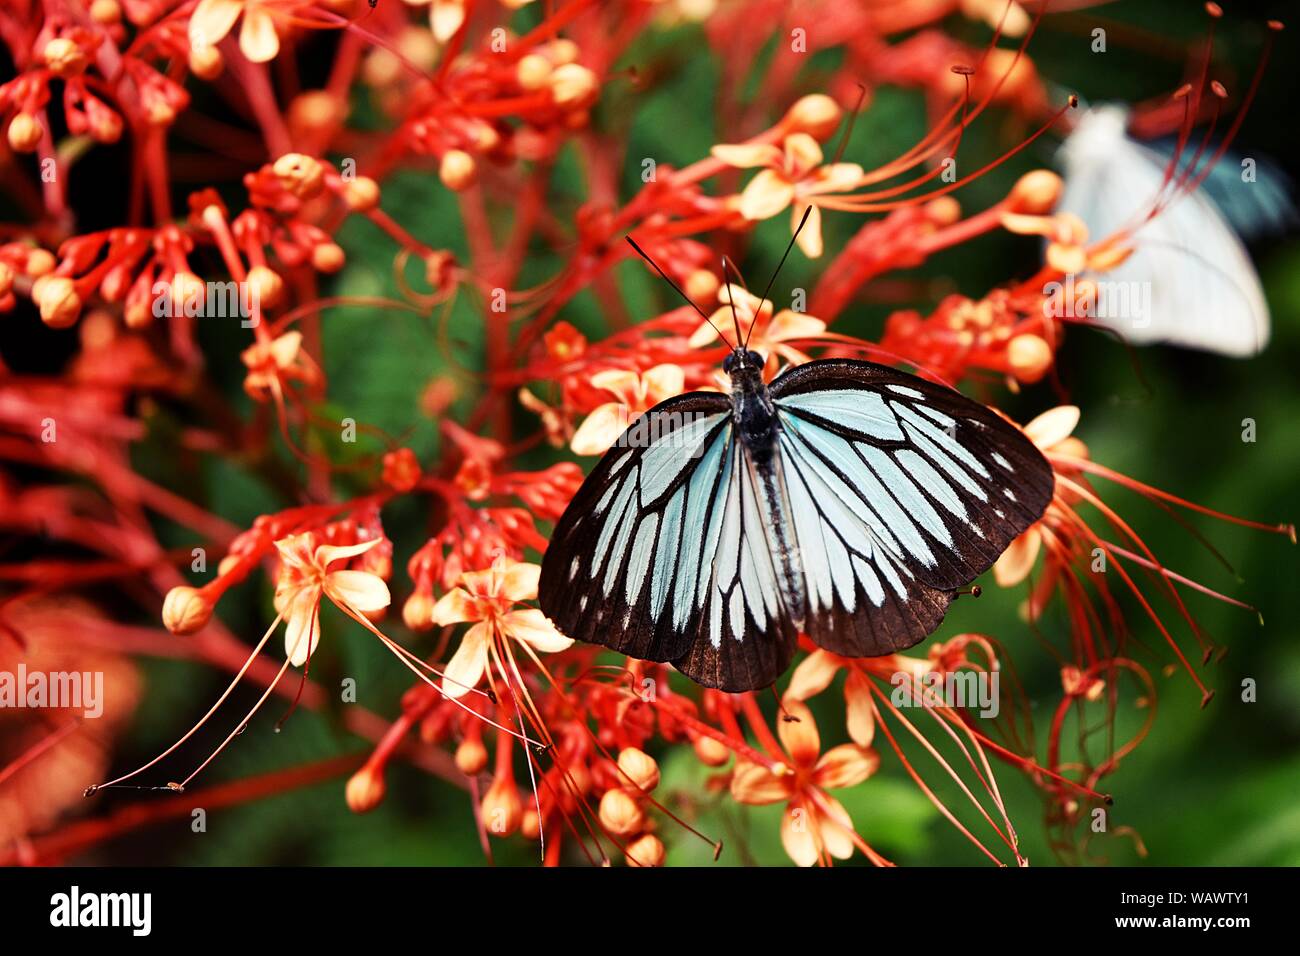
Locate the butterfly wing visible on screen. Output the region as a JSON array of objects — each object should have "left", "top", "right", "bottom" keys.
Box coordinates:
[
  {"left": 539, "top": 392, "right": 798, "bottom": 691},
  {"left": 769, "top": 358, "right": 1054, "bottom": 658},
  {"left": 1057, "top": 105, "right": 1269, "bottom": 357}
]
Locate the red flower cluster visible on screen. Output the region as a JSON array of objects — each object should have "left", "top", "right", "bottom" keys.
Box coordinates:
[{"left": 0, "top": 0, "right": 1290, "bottom": 867}]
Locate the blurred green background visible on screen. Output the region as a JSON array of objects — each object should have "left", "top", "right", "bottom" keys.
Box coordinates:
[{"left": 83, "top": 0, "right": 1298, "bottom": 866}]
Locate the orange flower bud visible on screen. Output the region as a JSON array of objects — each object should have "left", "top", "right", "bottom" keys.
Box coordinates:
[
  {"left": 1007, "top": 334, "right": 1052, "bottom": 383},
  {"left": 693, "top": 733, "right": 731, "bottom": 766},
  {"left": 345, "top": 763, "right": 386, "bottom": 813},
  {"left": 245, "top": 265, "right": 285, "bottom": 310},
  {"left": 547, "top": 39, "right": 580, "bottom": 65},
  {"left": 598, "top": 787, "right": 644, "bottom": 836},
  {"left": 188, "top": 44, "right": 223, "bottom": 80},
  {"left": 342, "top": 175, "right": 380, "bottom": 212},
  {"left": 455, "top": 736, "right": 489, "bottom": 776},
  {"left": 685, "top": 269, "right": 720, "bottom": 304},
  {"left": 925, "top": 196, "right": 962, "bottom": 227},
  {"left": 784, "top": 93, "right": 843, "bottom": 140},
  {"left": 401, "top": 590, "right": 435, "bottom": 632},
  {"left": 289, "top": 91, "right": 345, "bottom": 139},
  {"left": 43, "top": 38, "right": 88, "bottom": 77},
  {"left": 481, "top": 776, "right": 523, "bottom": 837},
  {"left": 162, "top": 585, "right": 214, "bottom": 634},
  {"left": 1010, "top": 170, "right": 1062, "bottom": 215},
  {"left": 516, "top": 53, "right": 553, "bottom": 90},
  {"left": 90, "top": 0, "right": 121, "bottom": 23},
  {"left": 33, "top": 275, "right": 82, "bottom": 329},
  {"left": 617, "top": 747, "right": 660, "bottom": 792},
  {"left": 7, "top": 113, "right": 42, "bottom": 153},
  {"left": 439, "top": 150, "right": 477, "bottom": 191},
  {"left": 549, "top": 63, "right": 598, "bottom": 108},
  {"left": 25, "top": 248, "right": 56, "bottom": 276},
  {"left": 624, "top": 833, "right": 665, "bottom": 867},
  {"left": 521, "top": 808, "right": 541, "bottom": 840},
  {"left": 146, "top": 100, "right": 176, "bottom": 127},
  {"left": 0, "top": 262, "right": 13, "bottom": 298},
  {"left": 272, "top": 153, "right": 326, "bottom": 199},
  {"left": 311, "top": 243, "right": 346, "bottom": 273}
]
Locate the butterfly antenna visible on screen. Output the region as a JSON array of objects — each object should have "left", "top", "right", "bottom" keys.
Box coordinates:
[
  {"left": 720, "top": 256, "right": 747, "bottom": 350},
  {"left": 625, "top": 235, "right": 734, "bottom": 349},
  {"left": 745, "top": 205, "right": 814, "bottom": 350},
  {"left": 829, "top": 83, "right": 868, "bottom": 165}
]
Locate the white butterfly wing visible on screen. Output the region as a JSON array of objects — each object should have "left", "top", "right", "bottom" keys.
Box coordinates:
[
  {"left": 1057, "top": 105, "right": 1269, "bottom": 357},
  {"left": 769, "top": 360, "right": 1054, "bottom": 659},
  {"left": 540, "top": 394, "right": 797, "bottom": 690}
]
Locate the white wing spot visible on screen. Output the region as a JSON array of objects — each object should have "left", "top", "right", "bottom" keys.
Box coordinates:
[{"left": 887, "top": 384, "right": 925, "bottom": 398}]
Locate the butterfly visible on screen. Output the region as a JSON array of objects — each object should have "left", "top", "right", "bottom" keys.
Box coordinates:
[
  {"left": 538, "top": 242, "right": 1055, "bottom": 692},
  {"left": 1055, "top": 104, "right": 1282, "bottom": 357}
]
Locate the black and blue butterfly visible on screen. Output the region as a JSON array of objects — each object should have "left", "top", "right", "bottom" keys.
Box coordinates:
[{"left": 539, "top": 234, "right": 1055, "bottom": 692}]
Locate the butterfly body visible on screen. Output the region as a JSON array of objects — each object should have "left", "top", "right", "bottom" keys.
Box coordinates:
[{"left": 540, "top": 354, "right": 1054, "bottom": 692}]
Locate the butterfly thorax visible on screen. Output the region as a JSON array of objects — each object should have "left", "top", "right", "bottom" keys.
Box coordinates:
[{"left": 725, "top": 351, "right": 780, "bottom": 463}]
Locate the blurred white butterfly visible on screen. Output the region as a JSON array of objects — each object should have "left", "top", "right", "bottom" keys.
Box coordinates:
[{"left": 1055, "top": 104, "right": 1286, "bottom": 357}]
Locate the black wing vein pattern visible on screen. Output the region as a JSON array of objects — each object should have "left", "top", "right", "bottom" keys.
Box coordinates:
[{"left": 540, "top": 359, "right": 1054, "bottom": 691}]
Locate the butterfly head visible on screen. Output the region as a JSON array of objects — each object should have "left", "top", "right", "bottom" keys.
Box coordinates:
[{"left": 722, "top": 349, "right": 766, "bottom": 375}]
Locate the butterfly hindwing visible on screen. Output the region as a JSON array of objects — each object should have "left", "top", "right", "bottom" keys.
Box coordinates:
[
  {"left": 769, "top": 358, "right": 1054, "bottom": 657},
  {"left": 540, "top": 392, "right": 797, "bottom": 689}
]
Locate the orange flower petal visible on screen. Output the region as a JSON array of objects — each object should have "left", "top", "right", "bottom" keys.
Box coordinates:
[
  {"left": 738, "top": 170, "right": 796, "bottom": 221},
  {"left": 999, "top": 211, "right": 1053, "bottom": 237},
  {"left": 313, "top": 538, "right": 380, "bottom": 569},
  {"left": 570, "top": 402, "right": 629, "bottom": 456},
  {"left": 500, "top": 608, "right": 572, "bottom": 653},
  {"left": 641, "top": 363, "right": 685, "bottom": 404},
  {"left": 804, "top": 162, "right": 864, "bottom": 196},
  {"left": 325, "top": 569, "right": 391, "bottom": 614},
  {"left": 266, "top": 330, "right": 303, "bottom": 369},
  {"left": 781, "top": 800, "right": 820, "bottom": 867},
  {"left": 443, "top": 621, "right": 490, "bottom": 698},
  {"left": 784, "top": 650, "right": 840, "bottom": 702},
  {"left": 1023, "top": 404, "right": 1080, "bottom": 450},
  {"left": 782, "top": 132, "right": 823, "bottom": 176},
  {"left": 794, "top": 202, "right": 823, "bottom": 258},
  {"left": 711, "top": 142, "right": 782, "bottom": 169},
  {"left": 816, "top": 795, "right": 857, "bottom": 860},
  {"left": 273, "top": 532, "right": 315, "bottom": 570},
  {"left": 429, "top": 587, "right": 478, "bottom": 627},
  {"left": 189, "top": 0, "right": 241, "bottom": 49},
  {"left": 766, "top": 309, "right": 826, "bottom": 343},
  {"left": 993, "top": 528, "right": 1041, "bottom": 588},
  {"left": 844, "top": 670, "right": 876, "bottom": 746},
  {"left": 238, "top": 6, "right": 280, "bottom": 63},
  {"left": 777, "top": 698, "right": 820, "bottom": 767},
  {"left": 812, "top": 744, "right": 879, "bottom": 790},
  {"left": 499, "top": 562, "right": 540, "bottom": 602},
  {"left": 283, "top": 587, "right": 321, "bottom": 666},
  {"left": 729, "top": 758, "right": 790, "bottom": 805},
  {"left": 430, "top": 0, "right": 465, "bottom": 42}
]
